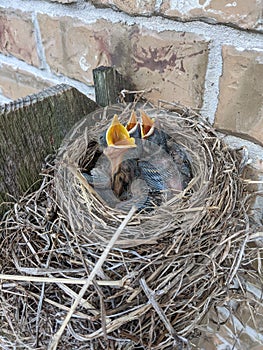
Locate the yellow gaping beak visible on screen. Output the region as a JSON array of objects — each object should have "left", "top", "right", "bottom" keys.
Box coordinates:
[
  {"left": 106, "top": 115, "right": 136, "bottom": 148},
  {"left": 140, "top": 110, "right": 155, "bottom": 138}
]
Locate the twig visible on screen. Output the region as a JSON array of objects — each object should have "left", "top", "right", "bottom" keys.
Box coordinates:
[
  {"left": 140, "top": 278, "right": 188, "bottom": 349},
  {"left": 0, "top": 274, "right": 125, "bottom": 287}
]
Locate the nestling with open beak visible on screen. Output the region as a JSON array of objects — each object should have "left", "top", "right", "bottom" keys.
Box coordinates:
[
  {"left": 90, "top": 110, "right": 192, "bottom": 210},
  {"left": 140, "top": 110, "right": 168, "bottom": 150},
  {"left": 126, "top": 111, "right": 141, "bottom": 140},
  {"left": 103, "top": 114, "right": 138, "bottom": 198}
]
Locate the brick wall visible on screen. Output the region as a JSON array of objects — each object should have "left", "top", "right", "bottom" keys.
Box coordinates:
[{"left": 0, "top": 0, "right": 263, "bottom": 155}]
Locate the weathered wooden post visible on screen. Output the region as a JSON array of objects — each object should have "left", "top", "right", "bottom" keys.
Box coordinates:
[
  {"left": 0, "top": 84, "right": 98, "bottom": 208},
  {"left": 93, "top": 66, "right": 133, "bottom": 106}
]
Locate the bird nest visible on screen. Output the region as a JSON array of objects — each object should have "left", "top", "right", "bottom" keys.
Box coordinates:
[
  {"left": 55, "top": 103, "right": 214, "bottom": 247},
  {"left": 0, "top": 101, "right": 260, "bottom": 350}
]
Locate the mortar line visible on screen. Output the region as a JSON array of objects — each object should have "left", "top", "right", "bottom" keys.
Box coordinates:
[
  {"left": 200, "top": 41, "right": 223, "bottom": 125},
  {"left": 154, "top": 0, "right": 163, "bottom": 13},
  {"left": 32, "top": 11, "right": 49, "bottom": 71}
]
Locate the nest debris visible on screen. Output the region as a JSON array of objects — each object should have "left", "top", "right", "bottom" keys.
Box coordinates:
[{"left": 0, "top": 101, "right": 262, "bottom": 350}]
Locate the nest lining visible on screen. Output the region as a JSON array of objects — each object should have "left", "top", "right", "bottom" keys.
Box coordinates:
[{"left": 0, "top": 101, "right": 261, "bottom": 350}]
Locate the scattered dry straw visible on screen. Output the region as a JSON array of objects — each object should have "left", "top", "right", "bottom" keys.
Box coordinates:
[{"left": 0, "top": 101, "right": 262, "bottom": 349}]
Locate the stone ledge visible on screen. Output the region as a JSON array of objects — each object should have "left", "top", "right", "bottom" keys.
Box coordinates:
[
  {"left": 90, "top": 0, "right": 155, "bottom": 16},
  {"left": 90, "top": 0, "right": 263, "bottom": 32}
]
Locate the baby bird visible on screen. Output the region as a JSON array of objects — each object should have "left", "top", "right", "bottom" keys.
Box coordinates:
[
  {"left": 89, "top": 110, "right": 193, "bottom": 211},
  {"left": 103, "top": 114, "right": 139, "bottom": 199},
  {"left": 140, "top": 110, "right": 168, "bottom": 150},
  {"left": 126, "top": 110, "right": 141, "bottom": 140},
  {"left": 139, "top": 110, "right": 192, "bottom": 189},
  {"left": 167, "top": 138, "right": 193, "bottom": 189},
  {"left": 84, "top": 115, "right": 138, "bottom": 204}
]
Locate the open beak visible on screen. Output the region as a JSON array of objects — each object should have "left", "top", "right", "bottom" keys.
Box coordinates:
[
  {"left": 140, "top": 110, "right": 155, "bottom": 139},
  {"left": 104, "top": 114, "right": 137, "bottom": 178},
  {"left": 106, "top": 114, "right": 136, "bottom": 148},
  {"left": 126, "top": 111, "right": 137, "bottom": 133},
  {"left": 126, "top": 111, "right": 141, "bottom": 139}
]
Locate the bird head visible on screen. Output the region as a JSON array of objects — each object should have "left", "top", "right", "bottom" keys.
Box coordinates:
[
  {"left": 140, "top": 110, "right": 168, "bottom": 150},
  {"left": 106, "top": 114, "right": 136, "bottom": 148},
  {"left": 104, "top": 114, "right": 137, "bottom": 177}
]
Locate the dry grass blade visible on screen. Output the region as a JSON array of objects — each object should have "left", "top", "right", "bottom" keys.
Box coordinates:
[
  {"left": 0, "top": 274, "right": 124, "bottom": 287},
  {"left": 140, "top": 277, "right": 189, "bottom": 349}
]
